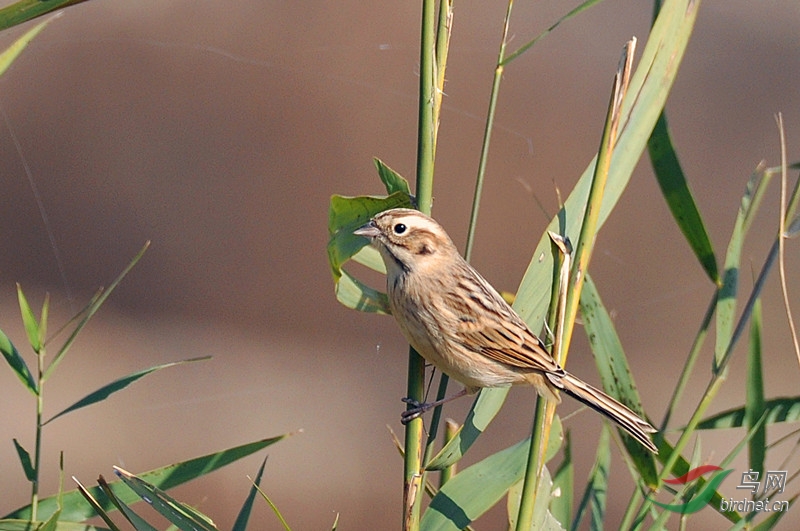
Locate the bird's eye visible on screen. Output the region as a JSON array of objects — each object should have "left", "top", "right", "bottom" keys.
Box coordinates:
[{"left": 394, "top": 223, "right": 407, "bottom": 234}]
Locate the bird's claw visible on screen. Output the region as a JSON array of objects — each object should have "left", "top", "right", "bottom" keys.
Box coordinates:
[{"left": 400, "top": 397, "right": 428, "bottom": 425}]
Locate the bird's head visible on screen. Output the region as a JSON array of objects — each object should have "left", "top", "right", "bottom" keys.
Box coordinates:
[{"left": 354, "top": 208, "right": 458, "bottom": 273}]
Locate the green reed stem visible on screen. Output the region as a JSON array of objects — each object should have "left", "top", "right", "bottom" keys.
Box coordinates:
[{"left": 404, "top": 0, "right": 442, "bottom": 528}]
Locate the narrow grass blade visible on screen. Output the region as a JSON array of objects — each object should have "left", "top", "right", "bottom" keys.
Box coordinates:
[
  {"left": 44, "top": 357, "right": 210, "bottom": 425},
  {"left": 232, "top": 456, "right": 269, "bottom": 531},
  {"left": 97, "top": 474, "right": 159, "bottom": 531},
  {"left": 648, "top": 113, "right": 718, "bottom": 283},
  {"left": 44, "top": 241, "right": 150, "bottom": 381},
  {"left": 502, "top": 0, "right": 604, "bottom": 65},
  {"left": 715, "top": 169, "right": 764, "bottom": 371},
  {"left": 745, "top": 299, "right": 766, "bottom": 475},
  {"left": 695, "top": 397, "right": 800, "bottom": 429},
  {"left": 580, "top": 276, "right": 658, "bottom": 484},
  {"left": 3, "top": 435, "right": 290, "bottom": 522},
  {"left": 74, "top": 476, "right": 123, "bottom": 531},
  {"left": 0, "top": 520, "right": 104, "bottom": 531},
  {"left": 0, "top": 15, "right": 56, "bottom": 73},
  {"left": 12, "top": 438, "right": 35, "bottom": 482},
  {"left": 420, "top": 438, "right": 531, "bottom": 531},
  {"left": 0, "top": 327, "right": 37, "bottom": 394},
  {"left": 571, "top": 425, "right": 610, "bottom": 531},
  {"left": 250, "top": 482, "right": 292, "bottom": 531},
  {"left": 17, "top": 284, "right": 41, "bottom": 353},
  {"left": 114, "top": 466, "right": 218, "bottom": 531}
]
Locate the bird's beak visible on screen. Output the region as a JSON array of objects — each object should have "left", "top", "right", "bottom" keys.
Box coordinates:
[{"left": 354, "top": 220, "right": 380, "bottom": 239}]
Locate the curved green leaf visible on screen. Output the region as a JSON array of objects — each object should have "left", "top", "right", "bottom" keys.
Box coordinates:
[
  {"left": 648, "top": 113, "right": 718, "bottom": 283},
  {"left": 549, "top": 433, "right": 573, "bottom": 529},
  {"left": 0, "top": 327, "right": 37, "bottom": 394},
  {"left": 232, "top": 457, "right": 269, "bottom": 531},
  {"left": 0, "top": 15, "right": 56, "bottom": 74},
  {"left": 0, "top": 1, "right": 85, "bottom": 32},
  {"left": 420, "top": 438, "right": 531, "bottom": 531},
  {"left": 45, "top": 241, "right": 150, "bottom": 382},
  {"left": 12, "top": 438, "right": 35, "bottom": 482},
  {"left": 16, "top": 284, "right": 41, "bottom": 353},
  {"left": 695, "top": 396, "right": 800, "bottom": 430},
  {"left": 115, "top": 467, "right": 218, "bottom": 531},
  {"left": 327, "top": 191, "right": 413, "bottom": 313},
  {"left": 425, "top": 388, "right": 508, "bottom": 470},
  {"left": 507, "top": 465, "right": 564, "bottom": 531},
  {"left": 44, "top": 357, "right": 210, "bottom": 425},
  {"left": 374, "top": 158, "right": 411, "bottom": 195}
]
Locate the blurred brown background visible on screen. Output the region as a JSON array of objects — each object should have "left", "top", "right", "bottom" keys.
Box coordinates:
[{"left": 0, "top": 0, "right": 798, "bottom": 528}]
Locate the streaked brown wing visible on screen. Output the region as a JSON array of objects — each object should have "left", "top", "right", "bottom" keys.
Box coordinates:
[
  {"left": 459, "top": 313, "right": 562, "bottom": 373},
  {"left": 445, "top": 259, "right": 562, "bottom": 373}
]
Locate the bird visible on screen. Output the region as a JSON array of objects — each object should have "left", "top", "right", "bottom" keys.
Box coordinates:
[{"left": 354, "top": 207, "right": 658, "bottom": 453}]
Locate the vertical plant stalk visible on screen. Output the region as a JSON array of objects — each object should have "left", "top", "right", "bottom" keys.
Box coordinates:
[
  {"left": 658, "top": 292, "right": 717, "bottom": 429},
  {"left": 515, "top": 38, "right": 636, "bottom": 531},
  {"left": 31, "top": 349, "right": 44, "bottom": 521},
  {"left": 422, "top": 0, "right": 455, "bottom": 459},
  {"left": 775, "top": 113, "right": 800, "bottom": 367},
  {"left": 515, "top": 234, "right": 571, "bottom": 530},
  {"left": 464, "top": 0, "right": 513, "bottom": 262},
  {"left": 414, "top": 0, "right": 437, "bottom": 215},
  {"left": 404, "top": 0, "right": 451, "bottom": 528},
  {"left": 560, "top": 37, "right": 635, "bottom": 362}
]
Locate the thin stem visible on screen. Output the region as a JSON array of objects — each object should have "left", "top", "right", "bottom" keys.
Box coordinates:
[
  {"left": 659, "top": 291, "right": 717, "bottom": 430},
  {"left": 414, "top": 0, "right": 436, "bottom": 215},
  {"left": 31, "top": 348, "right": 44, "bottom": 522},
  {"left": 775, "top": 113, "right": 800, "bottom": 367},
  {"left": 516, "top": 234, "right": 570, "bottom": 530},
  {"left": 560, "top": 39, "right": 634, "bottom": 364},
  {"left": 464, "top": 0, "right": 513, "bottom": 262}
]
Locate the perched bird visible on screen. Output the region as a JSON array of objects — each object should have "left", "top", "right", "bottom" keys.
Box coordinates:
[{"left": 354, "top": 208, "right": 657, "bottom": 453}]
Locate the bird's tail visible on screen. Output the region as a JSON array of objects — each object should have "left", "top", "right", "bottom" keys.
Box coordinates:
[{"left": 549, "top": 371, "right": 658, "bottom": 453}]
